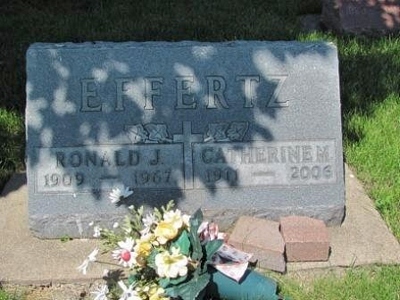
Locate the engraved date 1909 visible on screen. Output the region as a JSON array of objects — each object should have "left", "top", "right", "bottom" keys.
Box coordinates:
[{"left": 44, "top": 172, "right": 84, "bottom": 187}]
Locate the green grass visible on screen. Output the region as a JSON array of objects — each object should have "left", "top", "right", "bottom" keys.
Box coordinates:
[
  {"left": 339, "top": 35, "right": 400, "bottom": 239},
  {"left": 0, "top": 288, "right": 24, "bottom": 300},
  {"left": 0, "top": 108, "right": 24, "bottom": 191},
  {"left": 346, "top": 96, "right": 400, "bottom": 238},
  {"left": 275, "top": 266, "right": 400, "bottom": 299},
  {"left": 298, "top": 32, "right": 400, "bottom": 239}
]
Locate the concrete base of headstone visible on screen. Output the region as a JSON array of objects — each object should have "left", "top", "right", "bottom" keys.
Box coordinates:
[
  {"left": 322, "top": 0, "right": 400, "bottom": 35},
  {"left": 228, "top": 216, "right": 286, "bottom": 273}
]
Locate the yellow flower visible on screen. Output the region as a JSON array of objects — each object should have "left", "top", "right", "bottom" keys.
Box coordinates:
[
  {"left": 155, "top": 247, "right": 188, "bottom": 278},
  {"left": 148, "top": 285, "right": 168, "bottom": 300},
  {"left": 154, "top": 220, "right": 179, "bottom": 244},
  {"left": 163, "top": 209, "right": 185, "bottom": 230},
  {"left": 134, "top": 234, "right": 154, "bottom": 266}
]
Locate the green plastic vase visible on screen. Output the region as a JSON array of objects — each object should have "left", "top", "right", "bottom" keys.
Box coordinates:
[{"left": 208, "top": 269, "right": 283, "bottom": 300}]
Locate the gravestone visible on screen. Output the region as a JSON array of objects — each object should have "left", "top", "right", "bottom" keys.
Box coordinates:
[
  {"left": 322, "top": 0, "right": 400, "bottom": 35},
  {"left": 26, "top": 41, "right": 345, "bottom": 238}
]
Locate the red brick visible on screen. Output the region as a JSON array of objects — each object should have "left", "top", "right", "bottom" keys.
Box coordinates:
[
  {"left": 280, "top": 216, "right": 330, "bottom": 262},
  {"left": 228, "top": 216, "right": 285, "bottom": 272}
]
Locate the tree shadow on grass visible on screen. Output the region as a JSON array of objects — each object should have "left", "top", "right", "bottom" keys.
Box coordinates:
[{"left": 339, "top": 35, "right": 400, "bottom": 145}]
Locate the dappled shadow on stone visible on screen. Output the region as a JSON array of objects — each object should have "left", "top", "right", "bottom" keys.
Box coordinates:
[{"left": 25, "top": 41, "right": 344, "bottom": 238}]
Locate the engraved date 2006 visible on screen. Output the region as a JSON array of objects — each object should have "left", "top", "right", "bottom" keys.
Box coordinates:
[{"left": 290, "top": 165, "right": 333, "bottom": 181}]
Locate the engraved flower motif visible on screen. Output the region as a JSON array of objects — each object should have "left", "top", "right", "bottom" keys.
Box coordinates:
[
  {"left": 227, "top": 122, "right": 248, "bottom": 141},
  {"left": 145, "top": 124, "right": 170, "bottom": 143},
  {"left": 125, "top": 124, "right": 148, "bottom": 143},
  {"left": 204, "top": 123, "right": 229, "bottom": 142},
  {"left": 109, "top": 186, "right": 133, "bottom": 203}
]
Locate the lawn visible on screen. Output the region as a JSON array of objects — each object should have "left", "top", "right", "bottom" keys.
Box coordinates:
[{"left": 0, "top": 0, "right": 399, "bottom": 299}]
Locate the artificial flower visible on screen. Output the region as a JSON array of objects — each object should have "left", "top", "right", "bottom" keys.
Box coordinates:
[
  {"left": 134, "top": 233, "right": 153, "bottom": 266},
  {"left": 155, "top": 247, "right": 188, "bottom": 278},
  {"left": 140, "top": 212, "right": 157, "bottom": 235},
  {"left": 198, "top": 221, "right": 222, "bottom": 243},
  {"left": 109, "top": 186, "right": 133, "bottom": 203},
  {"left": 154, "top": 220, "right": 179, "bottom": 244},
  {"left": 77, "top": 259, "right": 90, "bottom": 275},
  {"left": 118, "top": 281, "right": 141, "bottom": 300},
  {"left": 77, "top": 248, "right": 99, "bottom": 275},
  {"left": 91, "top": 284, "right": 109, "bottom": 300},
  {"left": 93, "top": 225, "right": 102, "bottom": 238},
  {"left": 112, "top": 237, "right": 137, "bottom": 268},
  {"left": 162, "top": 209, "right": 185, "bottom": 229},
  {"left": 148, "top": 284, "right": 168, "bottom": 300}
]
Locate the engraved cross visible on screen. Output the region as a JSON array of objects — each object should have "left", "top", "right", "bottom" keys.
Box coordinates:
[{"left": 173, "top": 121, "right": 203, "bottom": 189}]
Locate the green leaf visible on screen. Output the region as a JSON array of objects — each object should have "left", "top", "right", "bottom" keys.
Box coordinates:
[
  {"left": 172, "top": 230, "right": 190, "bottom": 256},
  {"left": 128, "top": 274, "right": 139, "bottom": 285},
  {"left": 159, "top": 274, "right": 188, "bottom": 288},
  {"left": 147, "top": 248, "right": 160, "bottom": 269},
  {"left": 205, "top": 239, "right": 223, "bottom": 262},
  {"left": 165, "top": 272, "right": 210, "bottom": 300},
  {"left": 188, "top": 209, "right": 203, "bottom": 261}
]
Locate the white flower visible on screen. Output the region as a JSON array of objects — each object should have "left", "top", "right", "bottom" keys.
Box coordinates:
[
  {"left": 77, "top": 248, "right": 99, "bottom": 275},
  {"left": 77, "top": 260, "right": 90, "bottom": 275},
  {"left": 93, "top": 225, "right": 102, "bottom": 238},
  {"left": 118, "top": 281, "right": 141, "bottom": 300},
  {"left": 140, "top": 213, "right": 157, "bottom": 235},
  {"left": 112, "top": 237, "right": 137, "bottom": 268},
  {"left": 113, "top": 222, "right": 119, "bottom": 229},
  {"left": 88, "top": 248, "right": 99, "bottom": 261},
  {"left": 91, "top": 284, "right": 109, "bottom": 300},
  {"left": 163, "top": 209, "right": 184, "bottom": 229},
  {"left": 109, "top": 186, "right": 133, "bottom": 203},
  {"left": 155, "top": 247, "right": 188, "bottom": 278}
]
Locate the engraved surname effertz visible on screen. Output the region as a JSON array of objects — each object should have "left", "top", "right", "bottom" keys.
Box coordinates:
[{"left": 80, "top": 75, "right": 289, "bottom": 112}]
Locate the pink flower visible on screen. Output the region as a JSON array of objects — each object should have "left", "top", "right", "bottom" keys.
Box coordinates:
[
  {"left": 112, "top": 238, "right": 137, "bottom": 268},
  {"left": 198, "top": 221, "right": 222, "bottom": 243}
]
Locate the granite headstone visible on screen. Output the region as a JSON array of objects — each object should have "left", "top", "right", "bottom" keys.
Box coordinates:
[
  {"left": 26, "top": 41, "right": 345, "bottom": 238},
  {"left": 322, "top": 0, "right": 400, "bottom": 35}
]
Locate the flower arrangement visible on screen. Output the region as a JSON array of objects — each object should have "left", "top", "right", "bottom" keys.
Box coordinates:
[{"left": 78, "top": 186, "right": 285, "bottom": 300}]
